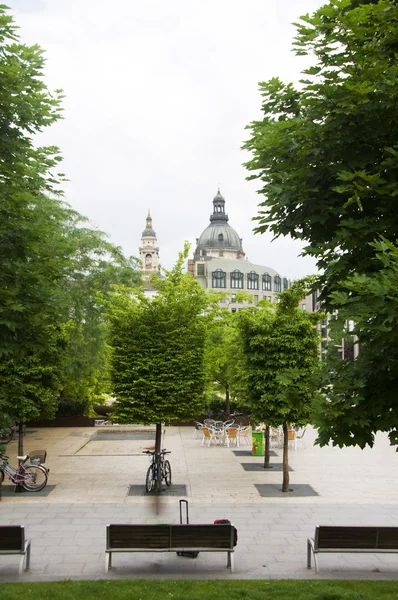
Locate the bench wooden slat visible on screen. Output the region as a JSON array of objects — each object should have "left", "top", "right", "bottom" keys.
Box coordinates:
[
  {"left": 377, "top": 528, "right": 398, "bottom": 549},
  {"left": 171, "top": 524, "right": 232, "bottom": 549},
  {"left": 108, "top": 525, "right": 170, "bottom": 549},
  {"left": 316, "top": 526, "right": 378, "bottom": 549},
  {"left": 0, "top": 526, "right": 25, "bottom": 552}
]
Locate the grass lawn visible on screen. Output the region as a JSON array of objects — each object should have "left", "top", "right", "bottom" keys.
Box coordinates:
[{"left": 1, "top": 580, "right": 398, "bottom": 600}]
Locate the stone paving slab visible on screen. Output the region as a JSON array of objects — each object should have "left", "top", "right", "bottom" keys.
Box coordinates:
[{"left": 1, "top": 425, "right": 398, "bottom": 581}]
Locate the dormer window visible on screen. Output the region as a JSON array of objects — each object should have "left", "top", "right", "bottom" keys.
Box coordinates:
[{"left": 218, "top": 233, "right": 224, "bottom": 242}]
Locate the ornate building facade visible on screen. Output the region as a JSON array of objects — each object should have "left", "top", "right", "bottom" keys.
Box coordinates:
[{"left": 188, "top": 189, "right": 314, "bottom": 312}]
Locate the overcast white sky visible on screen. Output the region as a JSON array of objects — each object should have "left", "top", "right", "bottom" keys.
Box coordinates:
[{"left": 11, "top": 0, "right": 323, "bottom": 278}]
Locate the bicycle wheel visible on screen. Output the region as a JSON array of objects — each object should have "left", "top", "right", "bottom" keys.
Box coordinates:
[
  {"left": 145, "top": 465, "right": 154, "bottom": 492},
  {"left": 0, "top": 470, "right": 4, "bottom": 485},
  {"left": 21, "top": 465, "right": 48, "bottom": 492},
  {"left": 0, "top": 427, "right": 13, "bottom": 444},
  {"left": 163, "top": 460, "right": 172, "bottom": 486}
]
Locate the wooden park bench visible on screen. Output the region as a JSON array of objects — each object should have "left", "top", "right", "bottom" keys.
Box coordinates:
[
  {"left": 0, "top": 525, "right": 31, "bottom": 574},
  {"left": 307, "top": 525, "right": 398, "bottom": 573},
  {"left": 105, "top": 523, "right": 236, "bottom": 573}
]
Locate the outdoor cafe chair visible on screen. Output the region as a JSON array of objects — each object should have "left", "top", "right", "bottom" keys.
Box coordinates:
[
  {"left": 193, "top": 421, "right": 204, "bottom": 439},
  {"left": 295, "top": 427, "right": 307, "bottom": 449},
  {"left": 237, "top": 426, "right": 251, "bottom": 446},
  {"left": 201, "top": 426, "right": 223, "bottom": 447},
  {"left": 225, "top": 427, "right": 239, "bottom": 448}
]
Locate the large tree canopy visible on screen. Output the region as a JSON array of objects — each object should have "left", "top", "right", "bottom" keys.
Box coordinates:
[
  {"left": 0, "top": 6, "right": 141, "bottom": 434},
  {"left": 244, "top": 0, "right": 398, "bottom": 305},
  {"left": 243, "top": 0, "right": 398, "bottom": 448}
]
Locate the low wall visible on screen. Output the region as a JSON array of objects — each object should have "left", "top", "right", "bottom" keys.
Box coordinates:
[{"left": 27, "top": 416, "right": 96, "bottom": 428}]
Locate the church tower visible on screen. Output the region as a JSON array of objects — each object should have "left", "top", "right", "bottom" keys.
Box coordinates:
[{"left": 139, "top": 209, "right": 161, "bottom": 283}]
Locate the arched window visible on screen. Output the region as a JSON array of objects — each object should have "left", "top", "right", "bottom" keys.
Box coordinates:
[
  {"left": 247, "top": 271, "right": 259, "bottom": 290},
  {"left": 230, "top": 270, "right": 243, "bottom": 289},
  {"left": 212, "top": 269, "right": 226, "bottom": 289},
  {"left": 283, "top": 277, "right": 289, "bottom": 290},
  {"left": 274, "top": 275, "right": 281, "bottom": 292},
  {"left": 218, "top": 233, "right": 224, "bottom": 243},
  {"left": 262, "top": 272, "right": 272, "bottom": 291}
]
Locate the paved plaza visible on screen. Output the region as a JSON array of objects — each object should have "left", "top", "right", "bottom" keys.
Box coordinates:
[{"left": 1, "top": 425, "right": 398, "bottom": 581}]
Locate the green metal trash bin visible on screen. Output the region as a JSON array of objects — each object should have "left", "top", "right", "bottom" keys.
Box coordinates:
[{"left": 252, "top": 430, "right": 264, "bottom": 456}]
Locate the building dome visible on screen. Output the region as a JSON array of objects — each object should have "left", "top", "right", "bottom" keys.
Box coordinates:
[
  {"left": 142, "top": 209, "right": 156, "bottom": 237},
  {"left": 194, "top": 189, "right": 245, "bottom": 259}
]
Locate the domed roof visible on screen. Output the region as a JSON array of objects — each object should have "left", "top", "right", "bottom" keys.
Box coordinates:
[
  {"left": 194, "top": 189, "right": 244, "bottom": 258},
  {"left": 142, "top": 209, "right": 156, "bottom": 237}
]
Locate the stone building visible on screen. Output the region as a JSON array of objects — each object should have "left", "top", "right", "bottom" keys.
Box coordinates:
[{"left": 187, "top": 189, "right": 313, "bottom": 312}]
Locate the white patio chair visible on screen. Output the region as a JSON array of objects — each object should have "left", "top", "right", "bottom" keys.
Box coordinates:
[
  {"left": 237, "top": 426, "right": 251, "bottom": 446},
  {"left": 193, "top": 421, "right": 204, "bottom": 438},
  {"left": 295, "top": 427, "right": 307, "bottom": 449},
  {"left": 201, "top": 426, "right": 223, "bottom": 447}
]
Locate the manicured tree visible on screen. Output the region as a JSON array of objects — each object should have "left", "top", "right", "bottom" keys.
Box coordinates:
[
  {"left": 236, "top": 278, "right": 322, "bottom": 491},
  {"left": 204, "top": 292, "right": 253, "bottom": 417},
  {"left": 243, "top": 0, "right": 398, "bottom": 448},
  {"left": 106, "top": 243, "right": 217, "bottom": 452}
]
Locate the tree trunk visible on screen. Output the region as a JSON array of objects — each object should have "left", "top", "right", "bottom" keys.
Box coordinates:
[
  {"left": 15, "top": 422, "right": 25, "bottom": 493},
  {"left": 155, "top": 423, "right": 162, "bottom": 454},
  {"left": 281, "top": 423, "right": 290, "bottom": 492},
  {"left": 263, "top": 425, "right": 272, "bottom": 468},
  {"left": 225, "top": 385, "right": 230, "bottom": 417},
  {"left": 18, "top": 422, "right": 24, "bottom": 460}
]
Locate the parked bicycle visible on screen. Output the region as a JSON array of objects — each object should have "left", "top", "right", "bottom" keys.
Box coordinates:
[
  {"left": 0, "top": 425, "right": 15, "bottom": 444},
  {"left": 143, "top": 449, "right": 172, "bottom": 492},
  {"left": 0, "top": 454, "right": 48, "bottom": 492}
]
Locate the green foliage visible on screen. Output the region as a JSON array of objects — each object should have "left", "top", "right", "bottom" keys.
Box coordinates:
[
  {"left": 244, "top": 0, "right": 398, "bottom": 308},
  {"left": 0, "top": 6, "right": 142, "bottom": 428},
  {"left": 236, "top": 277, "right": 322, "bottom": 426},
  {"left": 106, "top": 243, "right": 219, "bottom": 424},
  {"left": 315, "top": 238, "right": 398, "bottom": 448},
  {"left": 243, "top": 0, "right": 398, "bottom": 448},
  {"left": 56, "top": 396, "right": 89, "bottom": 418}
]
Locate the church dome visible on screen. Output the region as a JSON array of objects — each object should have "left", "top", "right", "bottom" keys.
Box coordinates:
[
  {"left": 142, "top": 210, "right": 156, "bottom": 237},
  {"left": 194, "top": 189, "right": 244, "bottom": 258}
]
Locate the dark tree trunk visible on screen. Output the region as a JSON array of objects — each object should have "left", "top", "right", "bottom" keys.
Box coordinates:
[
  {"left": 225, "top": 385, "right": 230, "bottom": 417},
  {"left": 15, "top": 423, "right": 25, "bottom": 493},
  {"left": 155, "top": 423, "right": 162, "bottom": 454},
  {"left": 263, "top": 425, "right": 272, "bottom": 468},
  {"left": 281, "top": 423, "right": 290, "bottom": 492},
  {"left": 18, "top": 422, "right": 24, "bottom": 460}
]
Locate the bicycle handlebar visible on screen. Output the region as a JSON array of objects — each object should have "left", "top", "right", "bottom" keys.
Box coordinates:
[{"left": 142, "top": 449, "right": 171, "bottom": 455}]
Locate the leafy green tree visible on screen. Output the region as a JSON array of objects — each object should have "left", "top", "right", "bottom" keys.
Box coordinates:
[
  {"left": 236, "top": 278, "right": 322, "bottom": 491},
  {"left": 0, "top": 6, "right": 71, "bottom": 451},
  {"left": 106, "top": 243, "right": 218, "bottom": 451},
  {"left": 243, "top": 0, "right": 398, "bottom": 447},
  {"left": 315, "top": 238, "right": 398, "bottom": 449},
  {"left": 57, "top": 228, "right": 141, "bottom": 414},
  {"left": 0, "top": 6, "right": 141, "bottom": 458},
  {"left": 204, "top": 292, "right": 253, "bottom": 417}
]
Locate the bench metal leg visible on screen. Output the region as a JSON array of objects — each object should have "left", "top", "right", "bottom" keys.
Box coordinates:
[
  {"left": 227, "top": 551, "right": 234, "bottom": 573},
  {"left": 18, "top": 554, "right": 24, "bottom": 575},
  {"left": 307, "top": 538, "right": 312, "bottom": 569},
  {"left": 25, "top": 540, "right": 31, "bottom": 570},
  {"left": 105, "top": 551, "right": 112, "bottom": 572}
]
